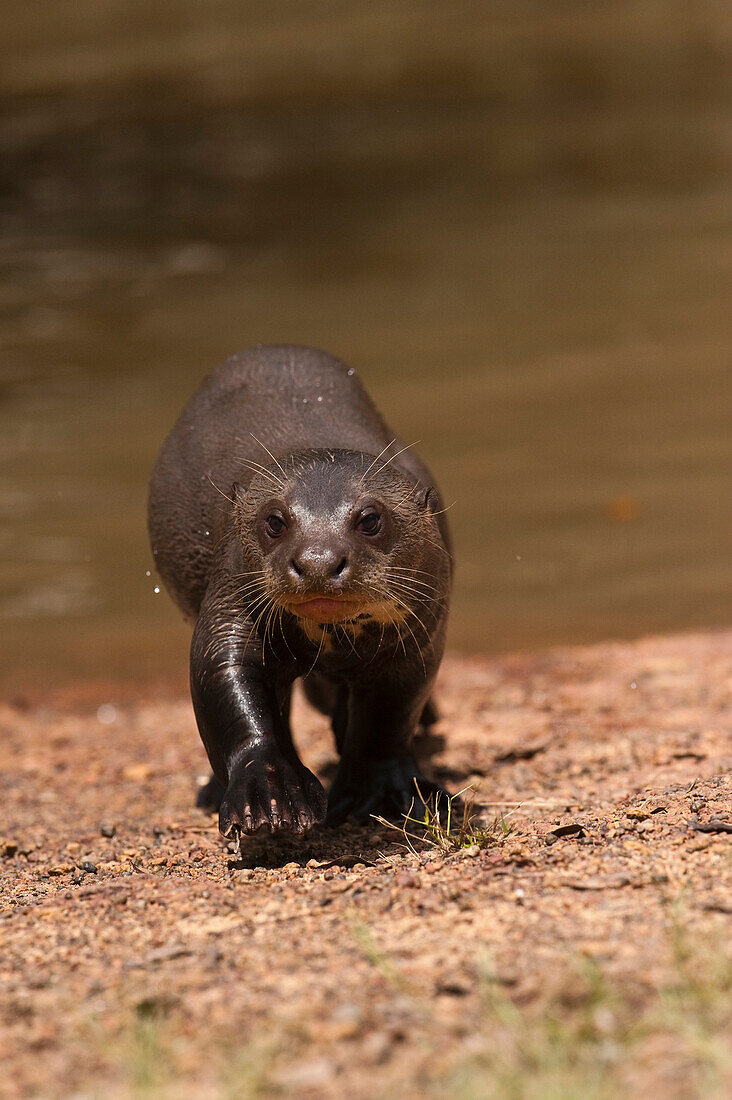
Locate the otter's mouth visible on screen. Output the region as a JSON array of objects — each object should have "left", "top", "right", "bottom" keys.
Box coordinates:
[{"left": 284, "top": 595, "right": 365, "bottom": 623}]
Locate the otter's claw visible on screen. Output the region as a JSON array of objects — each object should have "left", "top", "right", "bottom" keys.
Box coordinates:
[{"left": 219, "top": 752, "right": 326, "bottom": 839}]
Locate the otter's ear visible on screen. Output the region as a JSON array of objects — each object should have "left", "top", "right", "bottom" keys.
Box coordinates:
[
  {"left": 417, "top": 485, "right": 438, "bottom": 514},
  {"left": 232, "top": 482, "right": 246, "bottom": 509}
]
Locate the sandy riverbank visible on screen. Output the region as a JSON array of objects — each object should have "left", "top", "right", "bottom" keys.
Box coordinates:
[{"left": 1, "top": 630, "right": 731, "bottom": 1097}]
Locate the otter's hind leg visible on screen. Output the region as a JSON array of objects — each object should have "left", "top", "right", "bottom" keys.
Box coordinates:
[
  {"left": 420, "top": 697, "right": 438, "bottom": 728},
  {"left": 196, "top": 774, "right": 225, "bottom": 813},
  {"left": 327, "top": 675, "right": 449, "bottom": 826},
  {"left": 302, "top": 673, "right": 337, "bottom": 717},
  {"left": 302, "top": 675, "right": 348, "bottom": 755}
]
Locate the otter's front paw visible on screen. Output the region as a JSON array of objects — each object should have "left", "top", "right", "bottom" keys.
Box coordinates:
[
  {"left": 327, "top": 756, "right": 449, "bottom": 826},
  {"left": 219, "top": 752, "right": 326, "bottom": 839}
]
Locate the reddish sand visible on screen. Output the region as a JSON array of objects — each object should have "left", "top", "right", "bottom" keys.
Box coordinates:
[{"left": 1, "top": 630, "right": 730, "bottom": 1098}]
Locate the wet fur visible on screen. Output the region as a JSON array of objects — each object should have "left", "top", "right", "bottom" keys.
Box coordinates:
[{"left": 149, "top": 345, "right": 452, "bottom": 837}]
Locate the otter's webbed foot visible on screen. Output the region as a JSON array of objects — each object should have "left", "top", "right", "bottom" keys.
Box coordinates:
[
  {"left": 326, "top": 756, "right": 449, "bottom": 826},
  {"left": 219, "top": 751, "right": 327, "bottom": 839}
]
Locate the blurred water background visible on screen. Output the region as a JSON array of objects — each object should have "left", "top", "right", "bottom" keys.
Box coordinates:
[{"left": 1, "top": 1, "right": 730, "bottom": 690}]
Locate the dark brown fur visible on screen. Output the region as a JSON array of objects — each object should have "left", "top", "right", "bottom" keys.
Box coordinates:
[{"left": 149, "top": 345, "right": 452, "bottom": 837}]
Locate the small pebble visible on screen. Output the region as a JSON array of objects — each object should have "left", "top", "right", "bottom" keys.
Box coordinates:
[
  {"left": 395, "top": 870, "right": 421, "bottom": 888},
  {"left": 80, "top": 861, "right": 98, "bottom": 874},
  {"left": 100, "top": 824, "right": 116, "bottom": 838}
]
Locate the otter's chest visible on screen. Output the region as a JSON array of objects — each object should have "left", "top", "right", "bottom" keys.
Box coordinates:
[{"left": 285, "top": 615, "right": 406, "bottom": 676}]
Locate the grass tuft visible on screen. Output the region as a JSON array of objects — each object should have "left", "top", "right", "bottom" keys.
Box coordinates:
[{"left": 373, "top": 785, "right": 511, "bottom": 854}]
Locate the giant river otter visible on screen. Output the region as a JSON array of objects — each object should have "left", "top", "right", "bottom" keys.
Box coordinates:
[{"left": 148, "top": 345, "right": 452, "bottom": 839}]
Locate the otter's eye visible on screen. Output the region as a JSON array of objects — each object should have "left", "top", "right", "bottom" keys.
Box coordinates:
[
  {"left": 356, "top": 510, "right": 381, "bottom": 536},
  {"left": 265, "top": 514, "right": 287, "bottom": 538}
]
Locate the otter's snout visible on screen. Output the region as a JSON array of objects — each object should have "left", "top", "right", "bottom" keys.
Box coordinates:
[{"left": 289, "top": 546, "right": 349, "bottom": 584}]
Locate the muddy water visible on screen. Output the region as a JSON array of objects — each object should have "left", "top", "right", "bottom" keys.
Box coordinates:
[{"left": 1, "top": 3, "right": 730, "bottom": 689}]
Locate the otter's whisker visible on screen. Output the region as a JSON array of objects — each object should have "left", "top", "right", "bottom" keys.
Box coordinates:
[
  {"left": 401, "top": 616, "right": 428, "bottom": 676},
  {"left": 231, "top": 583, "right": 269, "bottom": 605},
  {"left": 359, "top": 439, "right": 397, "bottom": 484},
  {"left": 249, "top": 593, "right": 276, "bottom": 641},
  {"left": 377, "top": 616, "right": 387, "bottom": 656},
  {"left": 231, "top": 575, "right": 268, "bottom": 592},
  {"left": 336, "top": 622, "right": 359, "bottom": 658},
  {"left": 386, "top": 586, "right": 439, "bottom": 607},
  {"left": 383, "top": 572, "right": 437, "bottom": 596},
  {"left": 386, "top": 581, "right": 441, "bottom": 599},
  {"left": 407, "top": 528, "right": 454, "bottom": 562},
  {"left": 383, "top": 585, "right": 441, "bottom": 604},
  {"left": 394, "top": 621, "right": 408, "bottom": 661},
  {"left": 249, "top": 434, "right": 288, "bottom": 483},
  {"left": 241, "top": 607, "right": 271, "bottom": 648},
  {"left": 418, "top": 500, "right": 456, "bottom": 518},
  {"left": 376, "top": 596, "right": 408, "bottom": 661},
  {"left": 262, "top": 599, "right": 281, "bottom": 663},
  {"left": 233, "top": 589, "right": 269, "bottom": 622},
  {"left": 386, "top": 565, "right": 443, "bottom": 581},
  {"left": 239, "top": 459, "right": 285, "bottom": 491},
  {"left": 384, "top": 574, "right": 441, "bottom": 598},
  {"left": 303, "top": 621, "right": 327, "bottom": 679},
  {"left": 232, "top": 575, "right": 268, "bottom": 592},
  {"left": 388, "top": 588, "right": 445, "bottom": 619},
  {"left": 367, "top": 440, "right": 421, "bottom": 482},
  {"left": 379, "top": 589, "right": 428, "bottom": 676},
  {"left": 393, "top": 483, "right": 421, "bottom": 510},
  {"left": 276, "top": 603, "right": 297, "bottom": 661},
  {"left": 206, "top": 473, "right": 236, "bottom": 505},
  {"left": 382, "top": 585, "right": 433, "bottom": 649},
  {"left": 363, "top": 612, "right": 388, "bottom": 667}
]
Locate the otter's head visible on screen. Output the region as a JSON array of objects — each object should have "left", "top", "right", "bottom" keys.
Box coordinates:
[{"left": 232, "top": 448, "right": 449, "bottom": 626}]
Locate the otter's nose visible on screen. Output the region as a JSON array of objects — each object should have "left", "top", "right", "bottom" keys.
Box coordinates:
[{"left": 289, "top": 547, "right": 349, "bottom": 582}]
